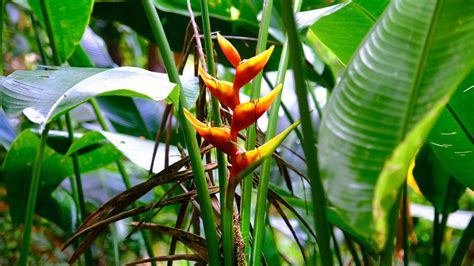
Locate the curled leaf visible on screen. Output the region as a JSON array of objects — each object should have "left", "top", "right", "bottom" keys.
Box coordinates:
[
  {"left": 217, "top": 33, "right": 241, "bottom": 68},
  {"left": 184, "top": 109, "right": 238, "bottom": 156},
  {"left": 199, "top": 67, "right": 239, "bottom": 110},
  {"left": 233, "top": 46, "right": 275, "bottom": 91},
  {"left": 230, "top": 84, "right": 283, "bottom": 139}
]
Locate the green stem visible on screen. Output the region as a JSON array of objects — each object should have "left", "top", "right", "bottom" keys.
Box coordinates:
[
  {"left": 89, "top": 98, "right": 156, "bottom": 266},
  {"left": 280, "top": 0, "right": 333, "bottom": 265},
  {"left": 243, "top": 0, "right": 277, "bottom": 264},
  {"left": 403, "top": 182, "right": 409, "bottom": 265},
  {"left": 450, "top": 216, "right": 474, "bottom": 266},
  {"left": 35, "top": 1, "right": 94, "bottom": 264},
  {"left": 380, "top": 189, "right": 403, "bottom": 266},
  {"left": 344, "top": 233, "right": 362, "bottom": 266},
  {"left": 142, "top": 1, "right": 221, "bottom": 265},
  {"left": 65, "top": 113, "right": 94, "bottom": 265},
  {"left": 433, "top": 175, "right": 453, "bottom": 266},
  {"left": 196, "top": 0, "right": 231, "bottom": 264},
  {"left": 19, "top": 124, "right": 51, "bottom": 266}
]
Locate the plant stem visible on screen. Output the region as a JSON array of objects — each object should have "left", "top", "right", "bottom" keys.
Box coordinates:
[
  {"left": 450, "top": 216, "right": 473, "bottom": 266},
  {"left": 65, "top": 113, "right": 94, "bottom": 264},
  {"left": 380, "top": 189, "right": 404, "bottom": 266},
  {"left": 433, "top": 175, "right": 453, "bottom": 266},
  {"left": 403, "top": 182, "right": 409, "bottom": 265},
  {"left": 36, "top": 1, "right": 95, "bottom": 264},
  {"left": 244, "top": 0, "right": 277, "bottom": 264},
  {"left": 19, "top": 124, "right": 51, "bottom": 266},
  {"left": 89, "top": 97, "right": 156, "bottom": 266},
  {"left": 195, "top": 0, "right": 231, "bottom": 264},
  {"left": 280, "top": 0, "right": 334, "bottom": 265},
  {"left": 344, "top": 233, "right": 362, "bottom": 266},
  {"left": 142, "top": 1, "right": 221, "bottom": 265}
]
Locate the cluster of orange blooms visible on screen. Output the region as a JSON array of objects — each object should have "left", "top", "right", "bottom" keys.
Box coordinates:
[{"left": 184, "top": 34, "right": 298, "bottom": 201}]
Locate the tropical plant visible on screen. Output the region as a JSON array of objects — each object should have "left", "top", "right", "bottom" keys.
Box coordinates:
[{"left": 0, "top": 0, "right": 472, "bottom": 265}]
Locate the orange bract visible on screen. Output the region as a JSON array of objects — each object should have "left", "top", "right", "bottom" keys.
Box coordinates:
[
  {"left": 233, "top": 46, "right": 274, "bottom": 91},
  {"left": 230, "top": 84, "right": 282, "bottom": 139},
  {"left": 184, "top": 109, "right": 239, "bottom": 156},
  {"left": 217, "top": 33, "right": 241, "bottom": 68},
  {"left": 199, "top": 67, "right": 240, "bottom": 110}
]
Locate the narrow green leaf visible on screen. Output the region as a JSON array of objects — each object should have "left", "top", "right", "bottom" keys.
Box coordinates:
[{"left": 318, "top": 0, "right": 474, "bottom": 251}]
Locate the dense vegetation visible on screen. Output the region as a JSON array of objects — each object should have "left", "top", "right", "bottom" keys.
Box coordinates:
[{"left": 0, "top": 0, "right": 472, "bottom": 265}]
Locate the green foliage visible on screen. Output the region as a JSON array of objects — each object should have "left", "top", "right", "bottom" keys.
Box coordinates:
[
  {"left": 318, "top": 0, "right": 474, "bottom": 251},
  {"left": 0, "top": 0, "right": 472, "bottom": 265},
  {"left": 428, "top": 71, "right": 474, "bottom": 189},
  {"left": 27, "top": 0, "right": 93, "bottom": 64}
]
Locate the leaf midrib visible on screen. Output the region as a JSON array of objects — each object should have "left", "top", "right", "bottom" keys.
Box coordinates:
[{"left": 399, "top": 0, "right": 444, "bottom": 139}]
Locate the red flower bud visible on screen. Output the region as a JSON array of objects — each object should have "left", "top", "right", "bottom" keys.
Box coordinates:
[
  {"left": 184, "top": 109, "right": 239, "bottom": 156},
  {"left": 230, "top": 84, "right": 282, "bottom": 139},
  {"left": 233, "top": 46, "right": 274, "bottom": 91},
  {"left": 217, "top": 33, "right": 241, "bottom": 68},
  {"left": 199, "top": 67, "right": 240, "bottom": 110}
]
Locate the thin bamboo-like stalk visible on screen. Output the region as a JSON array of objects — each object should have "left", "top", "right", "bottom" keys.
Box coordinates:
[
  {"left": 451, "top": 216, "right": 474, "bottom": 266},
  {"left": 18, "top": 124, "right": 51, "bottom": 266},
  {"left": 141, "top": 1, "right": 221, "bottom": 265},
  {"left": 280, "top": 0, "right": 334, "bottom": 265},
  {"left": 240, "top": 0, "right": 277, "bottom": 264},
  {"left": 193, "top": 1, "right": 232, "bottom": 264},
  {"left": 20, "top": 1, "right": 94, "bottom": 265}
]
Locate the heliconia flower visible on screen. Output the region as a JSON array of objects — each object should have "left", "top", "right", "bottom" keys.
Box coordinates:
[
  {"left": 217, "top": 33, "right": 241, "bottom": 68},
  {"left": 233, "top": 45, "right": 274, "bottom": 91},
  {"left": 230, "top": 84, "right": 283, "bottom": 140},
  {"left": 226, "top": 120, "right": 301, "bottom": 208},
  {"left": 184, "top": 109, "right": 239, "bottom": 156},
  {"left": 199, "top": 67, "right": 240, "bottom": 110}
]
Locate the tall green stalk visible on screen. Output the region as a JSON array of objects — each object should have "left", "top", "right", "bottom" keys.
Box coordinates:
[
  {"left": 451, "top": 216, "right": 474, "bottom": 266},
  {"left": 249, "top": 0, "right": 304, "bottom": 263},
  {"left": 18, "top": 124, "right": 51, "bottom": 266},
  {"left": 280, "top": 0, "right": 334, "bottom": 265},
  {"left": 238, "top": 0, "right": 274, "bottom": 264},
  {"left": 142, "top": 1, "right": 221, "bottom": 265},
  {"left": 65, "top": 113, "right": 93, "bottom": 265},
  {"left": 20, "top": 1, "right": 95, "bottom": 265},
  {"left": 196, "top": 1, "right": 232, "bottom": 264}
]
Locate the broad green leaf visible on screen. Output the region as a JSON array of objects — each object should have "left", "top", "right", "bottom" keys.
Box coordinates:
[
  {"left": 66, "top": 131, "right": 180, "bottom": 173},
  {"left": 413, "top": 145, "right": 466, "bottom": 213},
  {"left": 427, "top": 71, "right": 474, "bottom": 189},
  {"left": 308, "top": 0, "right": 389, "bottom": 65},
  {"left": 318, "top": 0, "right": 474, "bottom": 251},
  {"left": 372, "top": 96, "right": 455, "bottom": 247},
  {"left": 37, "top": 189, "right": 76, "bottom": 233},
  {"left": 28, "top": 0, "right": 93, "bottom": 64},
  {"left": 0, "top": 67, "right": 199, "bottom": 129},
  {"left": 2, "top": 130, "right": 121, "bottom": 225}
]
